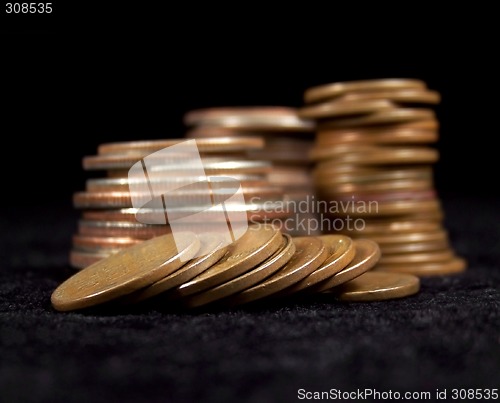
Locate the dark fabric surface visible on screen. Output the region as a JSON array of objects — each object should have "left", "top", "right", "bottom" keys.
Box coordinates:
[{"left": 1, "top": 195, "right": 499, "bottom": 403}]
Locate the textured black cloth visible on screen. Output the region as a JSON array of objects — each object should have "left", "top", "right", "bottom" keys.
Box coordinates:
[{"left": 1, "top": 195, "right": 499, "bottom": 403}]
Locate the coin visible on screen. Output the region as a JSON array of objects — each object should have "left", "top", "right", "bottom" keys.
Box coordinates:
[
  {"left": 316, "top": 129, "right": 438, "bottom": 146},
  {"left": 368, "top": 230, "right": 448, "bottom": 245},
  {"left": 98, "top": 136, "right": 265, "bottom": 155},
  {"left": 304, "top": 79, "right": 427, "bottom": 103},
  {"left": 184, "top": 107, "right": 315, "bottom": 131},
  {"left": 311, "top": 239, "right": 381, "bottom": 292},
  {"left": 72, "top": 235, "right": 143, "bottom": 251},
  {"left": 374, "top": 257, "right": 467, "bottom": 276},
  {"left": 378, "top": 249, "right": 454, "bottom": 264},
  {"left": 172, "top": 224, "right": 283, "bottom": 297},
  {"left": 224, "top": 236, "right": 329, "bottom": 306},
  {"left": 319, "top": 109, "right": 435, "bottom": 128},
  {"left": 333, "top": 271, "right": 420, "bottom": 301},
  {"left": 78, "top": 220, "right": 170, "bottom": 239},
  {"left": 122, "top": 234, "right": 229, "bottom": 303},
  {"left": 380, "top": 239, "right": 450, "bottom": 254},
  {"left": 314, "top": 167, "right": 432, "bottom": 185},
  {"left": 298, "top": 99, "right": 394, "bottom": 119},
  {"left": 52, "top": 232, "right": 201, "bottom": 311},
  {"left": 337, "top": 220, "right": 441, "bottom": 235},
  {"left": 182, "top": 234, "right": 296, "bottom": 308},
  {"left": 339, "top": 88, "right": 441, "bottom": 105},
  {"left": 278, "top": 235, "right": 356, "bottom": 294}
]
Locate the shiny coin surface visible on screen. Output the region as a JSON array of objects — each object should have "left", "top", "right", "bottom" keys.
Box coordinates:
[
  {"left": 52, "top": 232, "right": 200, "bottom": 311},
  {"left": 98, "top": 136, "right": 265, "bottom": 155},
  {"left": 319, "top": 108, "right": 435, "bottom": 128},
  {"left": 339, "top": 89, "right": 440, "bottom": 104},
  {"left": 278, "top": 235, "right": 356, "bottom": 294},
  {"left": 182, "top": 234, "right": 296, "bottom": 308},
  {"left": 379, "top": 249, "right": 454, "bottom": 264},
  {"left": 333, "top": 271, "right": 420, "bottom": 301},
  {"left": 375, "top": 257, "right": 467, "bottom": 276},
  {"left": 312, "top": 239, "right": 381, "bottom": 292},
  {"left": 304, "top": 79, "right": 427, "bottom": 103},
  {"left": 224, "top": 236, "right": 329, "bottom": 306},
  {"left": 173, "top": 224, "right": 283, "bottom": 297},
  {"left": 72, "top": 235, "right": 143, "bottom": 251}
]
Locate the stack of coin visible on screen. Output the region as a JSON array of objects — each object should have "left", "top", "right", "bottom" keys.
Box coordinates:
[
  {"left": 70, "top": 137, "right": 295, "bottom": 269},
  {"left": 184, "top": 107, "right": 318, "bottom": 236},
  {"left": 299, "top": 79, "right": 466, "bottom": 276},
  {"left": 53, "top": 224, "right": 422, "bottom": 312}
]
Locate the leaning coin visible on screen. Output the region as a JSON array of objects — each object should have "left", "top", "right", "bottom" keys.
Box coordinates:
[
  {"left": 311, "top": 239, "right": 381, "bottom": 293},
  {"left": 278, "top": 235, "right": 356, "bottom": 294},
  {"left": 172, "top": 224, "right": 283, "bottom": 297},
  {"left": 182, "top": 234, "right": 296, "bottom": 308},
  {"left": 224, "top": 237, "right": 329, "bottom": 306},
  {"left": 122, "top": 234, "right": 229, "bottom": 303},
  {"left": 333, "top": 271, "right": 420, "bottom": 301},
  {"left": 51, "top": 232, "right": 200, "bottom": 311}
]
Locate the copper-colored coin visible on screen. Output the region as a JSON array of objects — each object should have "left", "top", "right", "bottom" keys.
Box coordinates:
[
  {"left": 368, "top": 230, "right": 448, "bottom": 245},
  {"left": 304, "top": 79, "right": 427, "bottom": 103},
  {"left": 98, "top": 136, "right": 265, "bottom": 155},
  {"left": 379, "top": 249, "right": 454, "bottom": 264},
  {"left": 316, "top": 120, "right": 439, "bottom": 135},
  {"left": 72, "top": 235, "right": 143, "bottom": 251},
  {"left": 73, "top": 185, "right": 282, "bottom": 209},
  {"left": 86, "top": 176, "right": 270, "bottom": 192},
  {"left": 320, "top": 179, "right": 433, "bottom": 195},
  {"left": 182, "top": 234, "right": 296, "bottom": 308},
  {"left": 184, "top": 107, "right": 315, "bottom": 131},
  {"left": 224, "top": 236, "right": 329, "bottom": 305},
  {"left": 278, "top": 235, "right": 356, "bottom": 294},
  {"left": 319, "top": 109, "right": 435, "bottom": 128},
  {"left": 314, "top": 167, "right": 433, "bottom": 186},
  {"left": 311, "top": 239, "right": 381, "bottom": 292},
  {"left": 333, "top": 271, "right": 420, "bottom": 301},
  {"left": 69, "top": 249, "right": 114, "bottom": 269},
  {"left": 122, "top": 234, "right": 229, "bottom": 303},
  {"left": 172, "top": 224, "right": 283, "bottom": 297},
  {"left": 340, "top": 88, "right": 441, "bottom": 105},
  {"left": 330, "top": 199, "right": 442, "bottom": 217},
  {"left": 298, "top": 99, "right": 393, "bottom": 119},
  {"left": 78, "top": 220, "right": 170, "bottom": 239},
  {"left": 338, "top": 220, "right": 441, "bottom": 235},
  {"left": 52, "top": 232, "right": 201, "bottom": 311},
  {"left": 375, "top": 257, "right": 467, "bottom": 276},
  {"left": 316, "top": 129, "right": 438, "bottom": 146},
  {"left": 380, "top": 239, "right": 449, "bottom": 254},
  {"left": 311, "top": 146, "right": 439, "bottom": 165}
]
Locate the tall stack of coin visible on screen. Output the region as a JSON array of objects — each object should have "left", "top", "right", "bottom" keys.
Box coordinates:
[
  {"left": 70, "top": 137, "right": 293, "bottom": 269},
  {"left": 299, "top": 79, "right": 466, "bottom": 276},
  {"left": 184, "top": 107, "right": 317, "bottom": 236}
]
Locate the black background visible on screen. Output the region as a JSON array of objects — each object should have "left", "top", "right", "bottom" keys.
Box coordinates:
[{"left": 2, "top": 4, "right": 498, "bottom": 207}]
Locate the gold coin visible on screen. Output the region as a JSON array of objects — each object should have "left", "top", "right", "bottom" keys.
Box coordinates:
[
  {"left": 72, "top": 235, "right": 143, "bottom": 250},
  {"left": 311, "top": 146, "right": 439, "bottom": 165},
  {"left": 298, "top": 99, "right": 393, "bottom": 119},
  {"left": 52, "top": 232, "right": 201, "bottom": 311},
  {"left": 368, "top": 230, "right": 448, "bottom": 245},
  {"left": 314, "top": 167, "right": 433, "bottom": 186},
  {"left": 182, "top": 234, "right": 296, "bottom": 308},
  {"left": 375, "top": 257, "right": 467, "bottom": 276},
  {"left": 319, "top": 108, "right": 435, "bottom": 128},
  {"left": 339, "top": 88, "right": 441, "bottom": 105},
  {"left": 78, "top": 220, "right": 170, "bottom": 239},
  {"left": 122, "top": 234, "right": 229, "bottom": 303},
  {"left": 380, "top": 240, "right": 449, "bottom": 254},
  {"left": 224, "top": 236, "right": 329, "bottom": 306},
  {"left": 319, "top": 179, "right": 433, "bottom": 196},
  {"left": 172, "top": 224, "right": 283, "bottom": 297},
  {"left": 316, "top": 129, "right": 438, "bottom": 146},
  {"left": 334, "top": 271, "right": 420, "bottom": 301},
  {"left": 278, "top": 235, "right": 356, "bottom": 294},
  {"left": 311, "top": 239, "right": 381, "bottom": 292},
  {"left": 304, "top": 79, "right": 427, "bottom": 103},
  {"left": 379, "top": 249, "right": 454, "bottom": 264},
  {"left": 98, "top": 136, "right": 265, "bottom": 155},
  {"left": 184, "top": 107, "right": 315, "bottom": 131}
]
